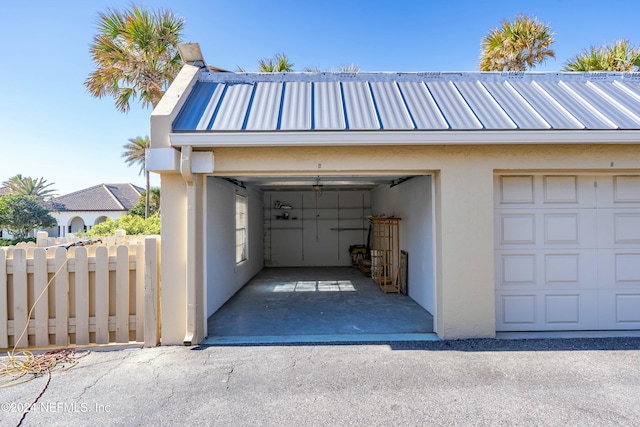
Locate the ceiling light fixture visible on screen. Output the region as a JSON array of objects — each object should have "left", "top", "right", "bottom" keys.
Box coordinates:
[{"left": 312, "top": 177, "right": 323, "bottom": 196}]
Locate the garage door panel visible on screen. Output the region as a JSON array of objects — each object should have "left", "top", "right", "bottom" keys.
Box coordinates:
[
  {"left": 598, "top": 291, "right": 640, "bottom": 329},
  {"left": 497, "top": 252, "right": 537, "bottom": 285},
  {"left": 495, "top": 175, "right": 596, "bottom": 208},
  {"left": 496, "top": 249, "right": 598, "bottom": 289},
  {"left": 544, "top": 292, "right": 598, "bottom": 329},
  {"left": 496, "top": 290, "right": 598, "bottom": 331},
  {"left": 597, "top": 250, "right": 640, "bottom": 288},
  {"left": 496, "top": 213, "right": 536, "bottom": 246},
  {"left": 597, "top": 210, "right": 640, "bottom": 247},
  {"left": 596, "top": 175, "right": 640, "bottom": 208},
  {"left": 544, "top": 251, "right": 598, "bottom": 288},
  {"left": 495, "top": 209, "right": 597, "bottom": 249},
  {"left": 544, "top": 210, "right": 597, "bottom": 246},
  {"left": 496, "top": 175, "right": 535, "bottom": 205},
  {"left": 497, "top": 293, "right": 537, "bottom": 327},
  {"left": 547, "top": 175, "right": 597, "bottom": 207}
]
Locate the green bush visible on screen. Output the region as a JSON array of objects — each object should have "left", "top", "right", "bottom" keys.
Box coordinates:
[
  {"left": 87, "top": 213, "right": 160, "bottom": 237},
  {"left": 0, "top": 237, "right": 37, "bottom": 247}
]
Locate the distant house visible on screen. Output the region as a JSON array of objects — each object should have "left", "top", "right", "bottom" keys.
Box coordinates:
[{"left": 47, "top": 183, "right": 143, "bottom": 237}]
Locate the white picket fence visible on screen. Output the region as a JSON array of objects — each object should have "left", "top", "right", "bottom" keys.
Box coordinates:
[{"left": 0, "top": 231, "right": 160, "bottom": 349}]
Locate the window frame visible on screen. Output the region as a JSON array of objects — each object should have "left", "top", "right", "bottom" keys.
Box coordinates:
[{"left": 235, "top": 192, "right": 248, "bottom": 265}]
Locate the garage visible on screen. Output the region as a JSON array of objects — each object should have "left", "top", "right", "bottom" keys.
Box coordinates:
[
  {"left": 203, "top": 173, "right": 437, "bottom": 340},
  {"left": 149, "top": 42, "right": 640, "bottom": 344},
  {"left": 495, "top": 173, "right": 640, "bottom": 331}
]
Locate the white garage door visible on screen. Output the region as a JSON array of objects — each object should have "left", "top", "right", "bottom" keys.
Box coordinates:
[{"left": 495, "top": 174, "right": 640, "bottom": 331}]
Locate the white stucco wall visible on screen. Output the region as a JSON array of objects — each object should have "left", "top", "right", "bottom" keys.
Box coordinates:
[
  {"left": 371, "top": 175, "right": 434, "bottom": 316},
  {"left": 49, "top": 211, "right": 126, "bottom": 237},
  {"left": 205, "top": 177, "right": 264, "bottom": 318},
  {"left": 157, "top": 143, "right": 640, "bottom": 343}
]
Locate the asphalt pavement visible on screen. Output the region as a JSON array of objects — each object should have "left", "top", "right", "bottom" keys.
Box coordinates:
[{"left": 1, "top": 338, "right": 639, "bottom": 426}]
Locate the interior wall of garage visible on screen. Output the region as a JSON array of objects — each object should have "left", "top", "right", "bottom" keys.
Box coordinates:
[
  {"left": 263, "top": 190, "right": 372, "bottom": 266},
  {"left": 371, "top": 176, "right": 434, "bottom": 315},
  {"left": 205, "top": 177, "right": 264, "bottom": 317}
]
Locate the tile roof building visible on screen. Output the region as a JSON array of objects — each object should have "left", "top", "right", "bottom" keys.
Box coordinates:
[{"left": 48, "top": 183, "right": 143, "bottom": 236}]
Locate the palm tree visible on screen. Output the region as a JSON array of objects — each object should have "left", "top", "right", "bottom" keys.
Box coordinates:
[
  {"left": 258, "top": 53, "right": 294, "bottom": 72},
  {"left": 85, "top": 5, "right": 185, "bottom": 113},
  {"left": 479, "top": 14, "right": 555, "bottom": 71},
  {"left": 122, "top": 136, "right": 150, "bottom": 218},
  {"left": 2, "top": 174, "right": 57, "bottom": 200},
  {"left": 563, "top": 39, "right": 640, "bottom": 71}
]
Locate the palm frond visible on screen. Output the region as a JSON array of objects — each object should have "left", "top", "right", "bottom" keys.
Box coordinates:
[
  {"left": 2, "top": 174, "right": 57, "bottom": 199},
  {"left": 479, "top": 14, "right": 555, "bottom": 71},
  {"left": 85, "top": 5, "right": 184, "bottom": 113},
  {"left": 563, "top": 39, "right": 640, "bottom": 71}
]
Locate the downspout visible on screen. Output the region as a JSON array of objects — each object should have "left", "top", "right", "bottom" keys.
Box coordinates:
[{"left": 180, "top": 145, "right": 198, "bottom": 345}]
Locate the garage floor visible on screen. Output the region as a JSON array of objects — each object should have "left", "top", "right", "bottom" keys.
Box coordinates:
[{"left": 205, "top": 267, "right": 435, "bottom": 344}]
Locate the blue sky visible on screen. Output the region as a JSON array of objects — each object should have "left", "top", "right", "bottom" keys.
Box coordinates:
[{"left": 1, "top": 0, "right": 638, "bottom": 195}]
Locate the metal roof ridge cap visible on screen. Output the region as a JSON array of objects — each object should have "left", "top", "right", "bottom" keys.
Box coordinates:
[{"left": 197, "top": 70, "right": 631, "bottom": 83}]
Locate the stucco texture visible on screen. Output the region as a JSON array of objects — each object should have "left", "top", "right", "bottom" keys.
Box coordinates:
[{"left": 158, "top": 143, "right": 639, "bottom": 342}]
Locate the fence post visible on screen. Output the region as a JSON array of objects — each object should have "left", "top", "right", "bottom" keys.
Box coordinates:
[
  {"left": 135, "top": 244, "right": 145, "bottom": 343},
  {"left": 74, "top": 247, "right": 90, "bottom": 345},
  {"left": 94, "top": 246, "right": 109, "bottom": 344},
  {"left": 144, "top": 237, "right": 160, "bottom": 347},
  {"left": 115, "top": 229, "right": 126, "bottom": 245},
  {"left": 115, "top": 245, "right": 129, "bottom": 343},
  {"left": 53, "top": 247, "right": 68, "bottom": 346},
  {"left": 0, "top": 250, "right": 7, "bottom": 349},
  {"left": 33, "top": 248, "right": 49, "bottom": 347},
  {"left": 12, "top": 249, "right": 28, "bottom": 348},
  {"left": 36, "top": 231, "right": 49, "bottom": 247}
]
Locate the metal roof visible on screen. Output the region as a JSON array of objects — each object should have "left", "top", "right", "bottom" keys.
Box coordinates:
[
  {"left": 172, "top": 71, "right": 640, "bottom": 132},
  {"left": 48, "top": 184, "right": 143, "bottom": 212}
]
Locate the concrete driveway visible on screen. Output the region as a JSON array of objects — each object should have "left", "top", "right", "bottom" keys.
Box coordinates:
[{"left": 1, "top": 338, "right": 639, "bottom": 426}]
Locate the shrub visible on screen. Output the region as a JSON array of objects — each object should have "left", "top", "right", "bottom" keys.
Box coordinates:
[
  {"left": 87, "top": 213, "right": 160, "bottom": 237},
  {"left": 0, "top": 237, "right": 37, "bottom": 247}
]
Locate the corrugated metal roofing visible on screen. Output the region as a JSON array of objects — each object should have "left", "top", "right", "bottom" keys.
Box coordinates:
[
  {"left": 314, "top": 82, "right": 345, "bottom": 130},
  {"left": 172, "top": 71, "right": 640, "bottom": 132},
  {"left": 280, "top": 81, "right": 311, "bottom": 130}
]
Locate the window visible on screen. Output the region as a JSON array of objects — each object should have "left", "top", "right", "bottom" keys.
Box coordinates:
[{"left": 235, "top": 194, "right": 248, "bottom": 264}]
